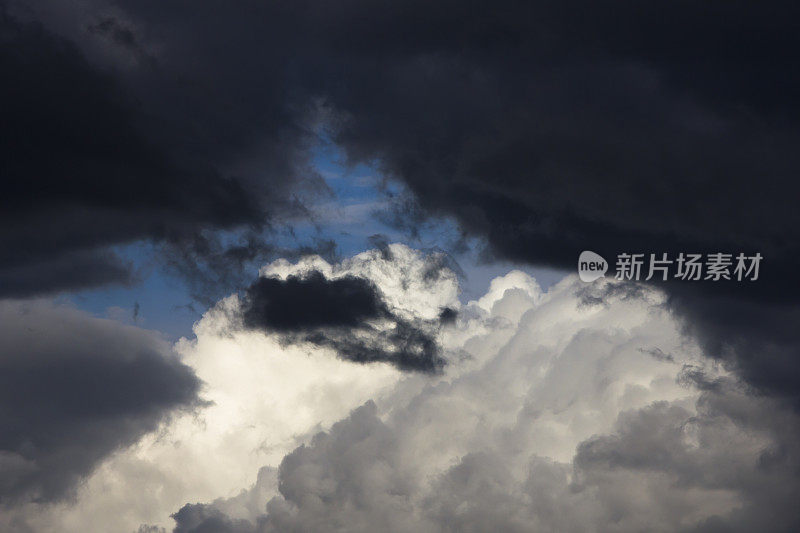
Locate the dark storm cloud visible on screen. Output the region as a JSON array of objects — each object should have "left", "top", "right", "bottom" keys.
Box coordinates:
[
  {"left": 276, "top": 0, "right": 800, "bottom": 404},
  {"left": 0, "top": 248, "right": 134, "bottom": 298},
  {"left": 0, "top": 300, "right": 200, "bottom": 503},
  {"left": 242, "top": 272, "right": 386, "bottom": 332},
  {"left": 6, "top": 0, "right": 800, "bottom": 396},
  {"left": 306, "top": 0, "right": 799, "bottom": 406},
  {"left": 0, "top": 4, "right": 315, "bottom": 298},
  {"left": 240, "top": 271, "right": 444, "bottom": 372},
  {"left": 668, "top": 289, "right": 800, "bottom": 403}
]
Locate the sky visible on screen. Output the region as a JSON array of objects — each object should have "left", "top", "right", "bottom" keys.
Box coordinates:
[{"left": 2, "top": 1, "right": 800, "bottom": 532}]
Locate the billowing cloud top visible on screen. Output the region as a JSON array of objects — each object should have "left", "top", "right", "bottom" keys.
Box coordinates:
[{"left": 1, "top": 246, "right": 797, "bottom": 532}]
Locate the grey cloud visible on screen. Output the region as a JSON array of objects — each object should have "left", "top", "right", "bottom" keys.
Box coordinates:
[
  {"left": 168, "top": 280, "right": 800, "bottom": 532},
  {"left": 176, "top": 385, "right": 800, "bottom": 533},
  {"left": 239, "top": 270, "right": 446, "bottom": 373},
  {"left": 574, "top": 380, "right": 800, "bottom": 532},
  {"left": 0, "top": 300, "right": 201, "bottom": 503}
]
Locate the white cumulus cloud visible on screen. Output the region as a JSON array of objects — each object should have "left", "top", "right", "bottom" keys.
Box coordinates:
[{"left": 5, "top": 245, "right": 799, "bottom": 533}]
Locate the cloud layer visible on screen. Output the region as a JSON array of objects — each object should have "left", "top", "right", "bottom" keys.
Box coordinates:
[
  {"left": 0, "top": 300, "right": 200, "bottom": 505},
  {"left": 3, "top": 247, "right": 797, "bottom": 532},
  {"left": 172, "top": 259, "right": 800, "bottom": 532},
  {"left": 4, "top": 2, "right": 800, "bottom": 529},
  {"left": 5, "top": 0, "right": 798, "bottom": 405}
]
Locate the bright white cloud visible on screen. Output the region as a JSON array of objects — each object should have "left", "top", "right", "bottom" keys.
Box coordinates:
[{"left": 6, "top": 245, "right": 798, "bottom": 533}]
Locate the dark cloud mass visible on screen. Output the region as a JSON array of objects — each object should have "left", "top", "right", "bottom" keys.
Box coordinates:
[
  {"left": 297, "top": 1, "right": 800, "bottom": 403},
  {"left": 240, "top": 271, "right": 444, "bottom": 372},
  {"left": 4, "top": 0, "right": 798, "bottom": 402},
  {"left": 0, "top": 3, "right": 313, "bottom": 298},
  {"left": 242, "top": 272, "right": 386, "bottom": 332},
  {"left": 0, "top": 300, "right": 200, "bottom": 503}
]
